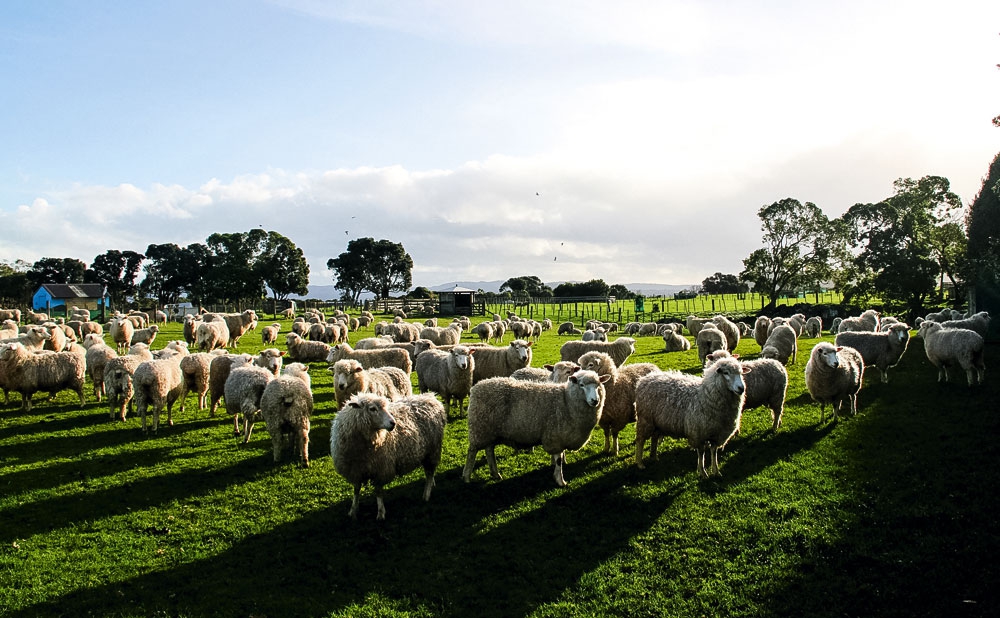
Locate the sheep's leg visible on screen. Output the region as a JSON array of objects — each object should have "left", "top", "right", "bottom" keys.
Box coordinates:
[
  {"left": 422, "top": 472, "right": 435, "bottom": 501},
  {"left": 242, "top": 416, "right": 255, "bottom": 444},
  {"left": 634, "top": 435, "right": 647, "bottom": 469},
  {"left": 709, "top": 445, "right": 721, "bottom": 476},
  {"left": 552, "top": 452, "right": 567, "bottom": 487},
  {"left": 21, "top": 392, "right": 32, "bottom": 413},
  {"left": 649, "top": 435, "right": 660, "bottom": 462},
  {"left": 152, "top": 404, "right": 161, "bottom": 433},
  {"left": 819, "top": 402, "right": 826, "bottom": 424},
  {"left": 696, "top": 447, "right": 708, "bottom": 478},
  {"left": 462, "top": 448, "right": 479, "bottom": 482},
  {"left": 485, "top": 445, "right": 502, "bottom": 480},
  {"left": 880, "top": 368, "right": 889, "bottom": 384},
  {"left": 375, "top": 490, "right": 386, "bottom": 521},
  {"left": 232, "top": 413, "right": 241, "bottom": 436},
  {"left": 349, "top": 486, "right": 361, "bottom": 519},
  {"left": 299, "top": 429, "right": 310, "bottom": 467},
  {"left": 612, "top": 431, "right": 621, "bottom": 456},
  {"left": 602, "top": 429, "right": 612, "bottom": 453},
  {"left": 76, "top": 386, "right": 86, "bottom": 408}
]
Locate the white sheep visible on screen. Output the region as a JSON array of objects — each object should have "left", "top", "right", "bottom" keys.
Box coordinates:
[
  {"left": 222, "top": 309, "right": 258, "bottom": 346},
  {"left": 760, "top": 324, "right": 798, "bottom": 365},
  {"left": 414, "top": 345, "right": 475, "bottom": 415},
  {"left": 0, "top": 325, "right": 51, "bottom": 352},
  {"left": 835, "top": 323, "right": 911, "bottom": 383},
  {"left": 686, "top": 316, "right": 710, "bottom": 337},
  {"left": 705, "top": 350, "right": 788, "bottom": 431},
  {"left": 634, "top": 356, "right": 749, "bottom": 476},
  {"left": 474, "top": 321, "right": 494, "bottom": 343},
  {"left": 711, "top": 316, "right": 740, "bottom": 351},
  {"left": 208, "top": 353, "right": 254, "bottom": 416},
  {"left": 224, "top": 364, "right": 275, "bottom": 442},
  {"left": 462, "top": 370, "right": 610, "bottom": 487},
  {"left": 261, "top": 323, "right": 281, "bottom": 345},
  {"left": 133, "top": 352, "right": 188, "bottom": 432},
  {"left": 42, "top": 323, "right": 67, "bottom": 352},
  {"left": 918, "top": 321, "right": 985, "bottom": 386},
  {"left": 332, "top": 358, "right": 413, "bottom": 410},
  {"left": 636, "top": 323, "right": 658, "bottom": 337},
  {"left": 419, "top": 323, "right": 463, "bottom": 346},
  {"left": 662, "top": 328, "right": 691, "bottom": 352},
  {"left": 559, "top": 337, "right": 635, "bottom": 368},
  {"left": 830, "top": 317, "right": 843, "bottom": 334},
  {"left": 325, "top": 342, "right": 412, "bottom": 374},
  {"left": 804, "top": 342, "right": 864, "bottom": 423},
  {"left": 696, "top": 324, "right": 727, "bottom": 365},
  {"left": 804, "top": 316, "right": 823, "bottom": 338},
  {"left": 130, "top": 324, "right": 160, "bottom": 346},
  {"left": 582, "top": 328, "right": 608, "bottom": 342},
  {"left": 510, "top": 361, "right": 580, "bottom": 383},
  {"left": 473, "top": 339, "right": 534, "bottom": 383},
  {"left": 178, "top": 352, "right": 216, "bottom": 412},
  {"left": 941, "top": 311, "right": 991, "bottom": 339},
  {"left": 331, "top": 392, "right": 447, "bottom": 520},
  {"left": 259, "top": 362, "right": 313, "bottom": 467},
  {"left": 577, "top": 351, "right": 660, "bottom": 456},
  {"left": 104, "top": 344, "right": 155, "bottom": 421},
  {"left": 837, "top": 309, "right": 880, "bottom": 333},
  {"left": 83, "top": 333, "right": 117, "bottom": 402},
  {"left": 284, "top": 332, "right": 331, "bottom": 363},
  {"left": 110, "top": 317, "right": 135, "bottom": 354},
  {"left": 195, "top": 319, "right": 229, "bottom": 351},
  {"left": 0, "top": 342, "right": 86, "bottom": 412}
]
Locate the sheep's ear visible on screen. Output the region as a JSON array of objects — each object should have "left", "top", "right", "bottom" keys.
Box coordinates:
[
  {"left": 526, "top": 341, "right": 533, "bottom": 347},
  {"left": 732, "top": 354, "right": 740, "bottom": 359},
  {"left": 544, "top": 364, "right": 554, "bottom": 370},
  {"left": 354, "top": 366, "right": 363, "bottom": 373},
  {"left": 347, "top": 400, "right": 360, "bottom": 409},
  {"left": 569, "top": 375, "right": 579, "bottom": 384},
  {"left": 835, "top": 346, "right": 844, "bottom": 351},
  {"left": 741, "top": 365, "right": 752, "bottom": 375},
  {"left": 598, "top": 374, "right": 612, "bottom": 383},
  {"left": 467, "top": 348, "right": 475, "bottom": 355},
  {"left": 279, "top": 351, "right": 286, "bottom": 356}
]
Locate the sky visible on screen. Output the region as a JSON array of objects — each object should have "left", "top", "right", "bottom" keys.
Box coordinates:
[{"left": 2, "top": 0, "right": 998, "bottom": 292}]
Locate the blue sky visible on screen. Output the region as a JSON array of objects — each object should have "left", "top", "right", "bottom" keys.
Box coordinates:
[{"left": 2, "top": 1, "right": 998, "bottom": 290}]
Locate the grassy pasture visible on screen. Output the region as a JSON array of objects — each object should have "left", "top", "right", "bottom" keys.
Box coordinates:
[{"left": 1, "top": 315, "right": 997, "bottom": 618}]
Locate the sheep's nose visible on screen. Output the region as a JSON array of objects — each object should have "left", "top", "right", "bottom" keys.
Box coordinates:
[{"left": 386, "top": 419, "right": 396, "bottom": 432}]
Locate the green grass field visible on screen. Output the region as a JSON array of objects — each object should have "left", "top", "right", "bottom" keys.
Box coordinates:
[{"left": 1, "top": 315, "right": 997, "bottom": 618}]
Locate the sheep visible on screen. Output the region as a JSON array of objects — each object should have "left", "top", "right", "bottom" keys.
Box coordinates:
[
  {"left": 420, "top": 324, "right": 463, "bottom": 346},
  {"left": 941, "top": 311, "right": 992, "bottom": 339},
  {"left": 413, "top": 345, "right": 475, "bottom": 415},
  {"left": 923, "top": 308, "right": 954, "bottom": 323},
  {"left": 582, "top": 328, "right": 608, "bottom": 342},
  {"left": 181, "top": 315, "right": 200, "bottom": 345},
  {"left": 577, "top": 351, "right": 660, "bottom": 456},
  {"left": 705, "top": 350, "right": 788, "bottom": 430},
  {"left": 510, "top": 361, "right": 580, "bottom": 383},
  {"left": 636, "top": 323, "right": 658, "bottom": 337},
  {"left": 284, "top": 332, "right": 332, "bottom": 363},
  {"left": 42, "top": 323, "right": 67, "bottom": 352},
  {"left": 261, "top": 323, "right": 281, "bottom": 345},
  {"left": 696, "top": 324, "right": 727, "bottom": 365},
  {"left": 130, "top": 324, "right": 160, "bottom": 346},
  {"left": 384, "top": 321, "right": 422, "bottom": 343},
  {"left": 830, "top": 317, "right": 843, "bottom": 334},
  {"left": 0, "top": 342, "right": 86, "bottom": 412},
  {"left": 325, "top": 342, "right": 412, "bottom": 375},
  {"left": 804, "top": 316, "right": 823, "bottom": 338},
  {"left": 26, "top": 310, "right": 49, "bottom": 324},
  {"left": 686, "top": 316, "right": 710, "bottom": 337},
  {"left": 918, "top": 321, "right": 986, "bottom": 386},
  {"left": 710, "top": 315, "right": 740, "bottom": 351},
  {"left": 473, "top": 340, "right": 534, "bottom": 383},
  {"left": 804, "top": 342, "right": 864, "bottom": 423},
  {"left": 331, "top": 392, "right": 447, "bottom": 520},
  {"left": 153, "top": 310, "right": 167, "bottom": 324},
  {"left": 57, "top": 323, "right": 78, "bottom": 347},
  {"left": 490, "top": 320, "right": 508, "bottom": 342},
  {"left": 837, "top": 309, "right": 880, "bottom": 333},
  {"left": 760, "top": 324, "right": 798, "bottom": 365},
  {"left": 462, "top": 370, "right": 610, "bottom": 487},
  {"left": 104, "top": 344, "right": 154, "bottom": 421},
  {"left": 474, "top": 321, "right": 494, "bottom": 343},
  {"left": 84, "top": 333, "right": 117, "bottom": 402},
  {"left": 133, "top": 352, "right": 188, "bottom": 432},
  {"left": 559, "top": 337, "right": 635, "bottom": 368},
  {"left": 541, "top": 318, "right": 553, "bottom": 331},
  {"left": 634, "top": 356, "right": 749, "bottom": 476},
  {"left": 662, "top": 328, "right": 691, "bottom": 352},
  {"left": 834, "top": 323, "right": 911, "bottom": 383},
  {"left": 1, "top": 325, "right": 51, "bottom": 352},
  {"left": 259, "top": 363, "right": 313, "bottom": 466},
  {"left": 557, "top": 321, "right": 577, "bottom": 335},
  {"left": 222, "top": 309, "right": 257, "bottom": 346},
  {"left": 224, "top": 364, "right": 275, "bottom": 441},
  {"left": 623, "top": 322, "right": 641, "bottom": 335},
  {"left": 509, "top": 320, "right": 532, "bottom": 340},
  {"left": 178, "top": 352, "right": 216, "bottom": 412},
  {"left": 0, "top": 308, "right": 21, "bottom": 323},
  {"left": 195, "top": 319, "right": 229, "bottom": 351},
  {"left": 332, "top": 358, "right": 413, "bottom": 410},
  {"left": 208, "top": 353, "right": 254, "bottom": 415}
]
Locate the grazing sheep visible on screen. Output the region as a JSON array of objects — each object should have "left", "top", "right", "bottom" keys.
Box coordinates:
[
  {"left": 837, "top": 309, "right": 880, "bottom": 333},
  {"left": 224, "top": 364, "right": 275, "bottom": 441},
  {"left": 0, "top": 342, "right": 86, "bottom": 412},
  {"left": 413, "top": 345, "right": 475, "bottom": 415},
  {"left": 462, "top": 370, "right": 610, "bottom": 487},
  {"left": 941, "top": 311, "right": 991, "bottom": 339},
  {"left": 474, "top": 321, "right": 494, "bottom": 343},
  {"left": 804, "top": 316, "right": 823, "bottom": 338},
  {"left": 284, "top": 332, "right": 332, "bottom": 363},
  {"left": 582, "top": 329, "right": 608, "bottom": 342},
  {"left": 84, "top": 334, "right": 117, "bottom": 402},
  {"left": 637, "top": 323, "right": 658, "bottom": 337},
  {"left": 686, "top": 316, "right": 710, "bottom": 337},
  {"left": 696, "top": 324, "right": 727, "bottom": 365},
  {"left": 804, "top": 342, "right": 864, "bottom": 423},
  {"left": 178, "top": 352, "right": 216, "bottom": 412},
  {"left": 130, "top": 324, "right": 160, "bottom": 346},
  {"left": 541, "top": 318, "right": 553, "bottom": 331},
  {"left": 510, "top": 361, "right": 580, "bottom": 383},
  {"left": 760, "top": 324, "right": 798, "bottom": 365},
  {"left": 420, "top": 324, "right": 463, "bottom": 346},
  {"left": 634, "top": 356, "right": 749, "bottom": 476},
  {"left": 332, "top": 358, "right": 413, "bottom": 410},
  {"left": 133, "top": 353, "right": 187, "bottom": 432},
  {"left": 331, "top": 392, "right": 447, "bottom": 520},
  {"left": 662, "top": 328, "right": 691, "bottom": 352},
  {"left": 473, "top": 340, "right": 534, "bottom": 383},
  {"left": 577, "top": 351, "right": 660, "bottom": 456},
  {"left": 222, "top": 309, "right": 258, "bottom": 346},
  {"left": 261, "top": 323, "right": 281, "bottom": 345},
  {"left": 195, "top": 319, "right": 229, "bottom": 351},
  {"left": 208, "top": 353, "right": 254, "bottom": 415},
  {"left": 711, "top": 316, "right": 740, "bottom": 351},
  {"left": 557, "top": 321, "right": 578, "bottom": 335},
  {"left": 918, "top": 321, "right": 985, "bottom": 386},
  {"left": 260, "top": 363, "right": 313, "bottom": 467},
  {"left": 559, "top": 337, "right": 635, "bottom": 368},
  {"left": 104, "top": 344, "right": 155, "bottom": 421},
  {"left": 706, "top": 350, "right": 788, "bottom": 430},
  {"left": 325, "top": 342, "right": 412, "bottom": 374},
  {"left": 835, "top": 323, "right": 911, "bottom": 383}
]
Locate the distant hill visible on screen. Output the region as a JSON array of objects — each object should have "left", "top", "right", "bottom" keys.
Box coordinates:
[{"left": 293, "top": 281, "right": 698, "bottom": 301}]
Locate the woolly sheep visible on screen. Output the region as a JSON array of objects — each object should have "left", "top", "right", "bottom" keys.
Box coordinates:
[
  {"left": 636, "top": 323, "right": 658, "bottom": 337},
  {"left": 474, "top": 321, "right": 494, "bottom": 343},
  {"left": 133, "top": 352, "right": 188, "bottom": 432},
  {"left": 331, "top": 392, "right": 447, "bottom": 520},
  {"left": 705, "top": 350, "right": 788, "bottom": 430},
  {"left": 577, "top": 351, "right": 660, "bottom": 455},
  {"left": 261, "top": 323, "right": 281, "bottom": 345},
  {"left": 760, "top": 324, "right": 798, "bottom": 365},
  {"left": 490, "top": 320, "right": 508, "bottom": 342},
  {"left": 686, "top": 316, "right": 710, "bottom": 337},
  {"left": 196, "top": 319, "right": 229, "bottom": 351},
  {"left": 0, "top": 342, "right": 86, "bottom": 412},
  {"left": 42, "top": 323, "right": 67, "bottom": 352},
  {"left": 224, "top": 364, "right": 275, "bottom": 441},
  {"left": 182, "top": 315, "right": 200, "bottom": 345},
  {"left": 804, "top": 316, "right": 823, "bottom": 338},
  {"left": 582, "top": 328, "right": 608, "bottom": 342},
  {"left": 332, "top": 358, "right": 413, "bottom": 410},
  {"left": 104, "top": 344, "right": 154, "bottom": 421},
  {"left": 510, "top": 361, "right": 580, "bottom": 383},
  {"left": 696, "top": 324, "right": 727, "bottom": 365},
  {"left": 1, "top": 325, "right": 51, "bottom": 352},
  {"left": 420, "top": 324, "right": 462, "bottom": 346},
  {"left": 557, "top": 321, "right": 578, "bottom": 335},
  {"left": 918, "top": 321, "right": 985, "bottom": 386},
  {"left": 473, "top": 339, "right": 533, "bottom": 383},
  {"left": 325, "top": 342, "right": 412, "bottom": 374},
  {"left": 130, "top": 324, "right": 160, "bottom": 346},
  {"left": 634, "top": 356, "right": 749, "bottom": 476},
  {"left": 0, "top": 308, "right": 22, "bottom": 323},
  {"left": 414, "top": 345, "right": 476, "bottom": 414},
  {"left": 84, "top": 333, "right": 117, "bottom": 402},
  {"left": 941, "top": 311, "right": 991, "bottom": 339},
  {"left": 260, "top": 362, "right": 313, "bottom": 466},
  {"left": 384, "top": 321, "right": 422, "bottom": 343},
  {"left": 711, "top": 316, "right": 740, "bottom": 351},
  {"left": 835, "top": 323, "right": 911, "bottom": 383},
  {"left": 559, "top": 336, "right": 635, "bottom": 368},
  {"left": 837, "top": 309, "right": 880, "bottom": 333},
  {"left": 222, "top": 310, "right": 258, "bottom": 346},
  {"left": 804, "top": 342, "right": 864, "bottom": 423},
  {"left": 176, "top": 352, "right": 215, "bottom": 413},
  {"left": 662, "top": 328, "right": 691, "bottom": 352},
  {"left": 208, "top": 353, "right": 254, "bottom": 415},
  {"left": 462, "top": 370, "right": 610, "bottom": 487},
  {"left": 285, "top": 332, "right": 331, "bottom": 363},
  {"left": 541, "top": 318, "right": 553, "bottom": 331}
]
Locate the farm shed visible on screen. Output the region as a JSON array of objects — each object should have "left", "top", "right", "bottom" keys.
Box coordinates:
[
  {"left": 32, "top": 283, "right": 107, "bottom": 313},
  {"left": 438, "top": 285, "right": 481, "bottom": 316}
]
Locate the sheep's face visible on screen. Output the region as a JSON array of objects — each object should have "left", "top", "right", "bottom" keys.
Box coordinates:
[
  {"left": 814, "top": 344, "right": 841, "bottom": 369},
  {"left": 570, "top": 370, "right": 609, "bottom": 407},
  {"left": 918, "top": 322, "right": 941, "bottom": 338},
  {"left": 511, "top": 341, "right": 532, "bottom": 363},
  {"left": 256, "top": 349, "right": 284, "bottom": 376},
  {"left": 549, "top": 361, "right": 580, "bottom": 383},
  {"left": 451, "top": 349, "right": 472, "bottom": 370},
  {"left": 711, "top": 359, "right": 748, "bottom": 395}
]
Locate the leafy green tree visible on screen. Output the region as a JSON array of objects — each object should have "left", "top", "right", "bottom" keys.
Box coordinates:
[
  {"left": 966, "top": 151, "right": 1000, "bottom": 285},
  {"left": 205, "top": 229, "right": 268, "bottom": 305},
  {"left": 844, "top": 176, "right": 962, "bottom": 314},
  {"left": 405, "top": 286, "right": 436, "bottom": 299},
  {"left": 259, "top": 231, "right": 310, "bottom": 302},
  {"left": 553, "top": 279, "right": 610, "bottom": 297},
  {"left": 140, "top": 243, "right": 189, "bottom": 306},
  {"left": 85, "top": 250, "right": 144, "bottom": 309},
  {"left": 327, "top": 238, "right": 413, "bottom": 301},
  {"left": 701, "top": 272, "right": 749, "bottom": 295},
  {"left": 740, "top": 198, "right": 838, "bottom": 310},
  {"left": 500, "top": 276, "right": 553, "bottom": 298},
  {"left": 0, "top": 259, "right": 31, "bottom": 306},
  {"left": 608, "top": 284, "right": 635, "bottom": 300},
  {"left": 27, "top": 257, "right": 87, "bottom": 289}
]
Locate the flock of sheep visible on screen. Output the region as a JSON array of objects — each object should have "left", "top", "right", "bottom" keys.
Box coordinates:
[{"left": 0, "top": 303, "right": 991, "bottom": 520}]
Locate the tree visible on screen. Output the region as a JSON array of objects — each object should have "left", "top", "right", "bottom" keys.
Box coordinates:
[
  {"left": 608, "top": 284, "right": 635, "bottom": 300},
  {"left": 205, "top": 229, "right": 268, "bottom": 305},
  {"left": 844, "top": 176, "right": 963, "bottom": 315},
  {"left": 701, "top": 272, "right": 749, "bottom": 295},
  {"left": 140, "top": 243, "right": 189, "bottom": 306},
  {"left": 500, "top": 276, "right": 553, "bottom": 298},
  {"left": 740, "top": 198, "right": 837, "bottom": 310},
  {"left": 327, "top": 237, "right": 413, "bottom": 301},
  {"left": 966, "top": 151, "right": 1000, "bottom": 285},
  {"left": 405, "top": 286, "right": 435, "bottom": 299},
  {"left": 27, "top": 257, "right": 87, "bottom": 289},
  {"left": 259, "top": 231, "right": 310, "bottom": 302},
  {"left": 86, "top": 250, "right": 144, "bottom": 309},
  {"left": 0, "top": 259, "right": 31, "bottom": 306},
  {"left": 553, "top": 279, "right": 610, "bottom": 297}
]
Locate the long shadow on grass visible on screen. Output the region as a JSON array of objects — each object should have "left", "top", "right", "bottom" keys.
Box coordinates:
[{"left": 6, "top": 459, "right": 686, "bottom": 618}]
